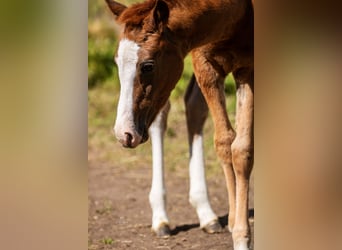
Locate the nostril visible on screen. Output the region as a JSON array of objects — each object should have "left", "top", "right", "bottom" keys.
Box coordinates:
[{"left": 124, "top": 132, "right": 133, "bottom": 147}]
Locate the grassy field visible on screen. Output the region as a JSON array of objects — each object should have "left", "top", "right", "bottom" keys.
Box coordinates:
[{"left": 88, "top": 0, "right": 237, "bottom": 175}]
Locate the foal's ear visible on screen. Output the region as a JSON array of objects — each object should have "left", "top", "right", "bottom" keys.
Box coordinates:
[
  {"left": 105, "top": 0, "right": 127, "bottom": 18},
  {"left": 153, "top": 0, "right": 169, "bottom": 27}
]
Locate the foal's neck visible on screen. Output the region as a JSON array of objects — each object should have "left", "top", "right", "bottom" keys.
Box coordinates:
[{"left": 167, "top": 0, "right": 247, "bottom": 55}]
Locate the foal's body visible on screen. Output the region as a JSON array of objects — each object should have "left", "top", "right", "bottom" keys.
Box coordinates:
[{"left": 106, "top": 0, "right": 253, "bottom": 249}]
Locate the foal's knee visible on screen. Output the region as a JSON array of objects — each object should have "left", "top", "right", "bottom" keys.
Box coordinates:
[
  {"left": 231, "top": 137, "right": 253, "bottom": 177},
  {"left": 214, "top": 130, "right": 236, "bottom": 164}
]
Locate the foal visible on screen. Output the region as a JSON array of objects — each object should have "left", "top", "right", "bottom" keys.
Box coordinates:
[{"left": 105, "top": 0, "right": 253, "bottom": 249}]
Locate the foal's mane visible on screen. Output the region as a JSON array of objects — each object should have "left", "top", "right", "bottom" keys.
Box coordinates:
[
  {"left": 118, "top": 0, "right": 156, "bottom": 26},
  {"left": 118, "top": 0, "right": 181, "bottom": 26}
]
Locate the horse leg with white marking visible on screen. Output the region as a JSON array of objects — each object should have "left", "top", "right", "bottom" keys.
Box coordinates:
[
  {"left": 184, "top": 75, "right": 221, "bottom": 233},
  {"left": 149, "top": 75, "right": 221, "bottom": 237},
  {"left": 148, "top": 101, "right": 171, "bottom": 237}
]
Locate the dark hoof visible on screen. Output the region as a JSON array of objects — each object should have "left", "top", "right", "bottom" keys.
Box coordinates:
[
  {"left": 154, "top": 223, "right": 171, "bottom": 238},
  {"left": 202, "top": 220, "right": 222, "bottom": 234}
]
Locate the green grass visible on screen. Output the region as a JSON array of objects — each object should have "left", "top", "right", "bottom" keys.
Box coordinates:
[{"left": 102, "top": 237, "right": 114, "bottom": 245}]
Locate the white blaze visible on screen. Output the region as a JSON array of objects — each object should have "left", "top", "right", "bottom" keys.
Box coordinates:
[{"left": 114, "top": 38, "right": 140, "bottom": 142}]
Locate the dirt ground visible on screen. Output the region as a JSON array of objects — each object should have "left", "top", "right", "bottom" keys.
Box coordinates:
[{"left": 88, "top": 154, "right": 254, "bottom": 250}]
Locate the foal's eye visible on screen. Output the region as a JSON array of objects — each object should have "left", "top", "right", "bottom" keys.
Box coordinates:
[{"left": 141, "top": 61, "right": 154, "bottom": 74}]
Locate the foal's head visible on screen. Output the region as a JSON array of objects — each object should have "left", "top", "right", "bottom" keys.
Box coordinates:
[{"left": 106, "top": 0, "right": 184, "bottom": 148}]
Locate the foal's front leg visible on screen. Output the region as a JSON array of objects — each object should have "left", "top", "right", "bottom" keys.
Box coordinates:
[
  {"left": 192, "top": 49, "right": 237, "bottom": 244},
  {"left": 231, "top": 69, "right": 254, "bottom": 250},
  {"left": 148, "top": 101, "right": 171, "bottom": 237},
  {"left": 184, "top": 75, "right": 221, "bottom": 233}
]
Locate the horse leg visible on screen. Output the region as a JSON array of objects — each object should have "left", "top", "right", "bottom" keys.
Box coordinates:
[
  {"left": 184, "top": 75, "right": 221, "bottom": 233},
  {"left": 231, "top": 69, "right": 254, "bottom": 250},
  {"left": 148, "top": 101, "right": 171, "bottom": 237},
  {"left": 191, "top": 50, "right": 237, "bottom": 234}
]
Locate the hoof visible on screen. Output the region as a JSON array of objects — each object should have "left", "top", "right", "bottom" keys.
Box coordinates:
[
  {"left": 202, "top": 220, "right": 222, "bottom": 234},
  {"left": 153, "top": 223, "right": 171, "bottom": 238}
]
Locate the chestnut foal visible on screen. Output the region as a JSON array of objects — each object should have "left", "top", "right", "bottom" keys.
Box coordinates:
[{"left": 105, "top": 0, "right": 253, "bottom": 249}]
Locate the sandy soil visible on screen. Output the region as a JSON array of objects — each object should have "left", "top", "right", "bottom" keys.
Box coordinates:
[{"left": 88, "top": 156, "right": 254, "bottom": 249}]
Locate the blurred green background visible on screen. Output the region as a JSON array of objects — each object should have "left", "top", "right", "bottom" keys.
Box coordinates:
[{"left": 88, "top": 0, "right": 236, "bottom": 172}]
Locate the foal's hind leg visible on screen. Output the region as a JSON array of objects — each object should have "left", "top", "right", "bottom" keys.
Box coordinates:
[
  {"left": 148, "top": 101, "right": 171, "bottom": 237},
  {"left": 185, "top": 75, "right": 221, "bottom": 234},
  {"left": 231, "top": 69, "right": 254, "bottom": 250}
]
